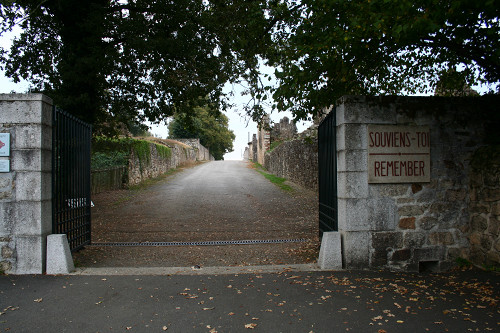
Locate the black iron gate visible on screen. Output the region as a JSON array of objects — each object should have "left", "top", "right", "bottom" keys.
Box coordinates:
[
  {"left": 318, "top": 110, "right": 338, "bottom": 235},
  {"left": 52, "top": 107, "right": 92, "bottom": 251}
]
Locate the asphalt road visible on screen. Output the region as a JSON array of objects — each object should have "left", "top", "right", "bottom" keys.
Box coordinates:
[
  {"left": 0, "top": 269, "right": 498, "bottom": 332},
  {"left": 73, "top": 160, "right": 318, "bottom": 267}
]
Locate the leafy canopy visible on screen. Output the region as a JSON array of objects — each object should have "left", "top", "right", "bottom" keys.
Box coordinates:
[
  {"left": 168, "top": 102, "right": 235, "bottom": 160},
  {"left": 1, "top": 0, "right": 498, "bottom": 127},
  {"left": 0, "top": 0, "right": 270, "bottom": 133},
  {"left": 267, "top": 0, "right": 500, "bottom": 120}
]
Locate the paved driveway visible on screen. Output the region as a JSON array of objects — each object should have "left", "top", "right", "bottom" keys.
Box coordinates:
[{"left": 74, "top": 161, "right": 318, "bottom": 267}]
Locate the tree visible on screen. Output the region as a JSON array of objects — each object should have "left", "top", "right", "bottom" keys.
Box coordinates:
[
  {"left": 3, "top": 1, "right": 498, "bottom": 128},
  {"left": 266, "top": 0, "right": 500, "bottom": 120},
  {"left": 168, "top": 103, "right": 235, "bottom": 160},
  {"left": 0, "top": 0, "right": 272, "bottom": 133}
]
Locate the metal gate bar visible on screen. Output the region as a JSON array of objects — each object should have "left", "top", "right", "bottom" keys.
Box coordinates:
[
  {"left": 91, "top": 239, "right": 307, "bottom": 247},
  {"left": 318, "top": 110, "right": 338, "bottom": 235},
  {"left": 52, "top": 107, "right": 92, "bottom": 251}
]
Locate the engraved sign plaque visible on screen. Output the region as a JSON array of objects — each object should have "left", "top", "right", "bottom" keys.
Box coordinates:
[{"left": 368, "top": 125, "right": 430, "bottom": 183}]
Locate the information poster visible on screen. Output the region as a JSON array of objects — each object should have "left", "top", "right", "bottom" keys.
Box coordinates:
[{"left": 0, "top": 133, "right": 9, "bottom": 157}]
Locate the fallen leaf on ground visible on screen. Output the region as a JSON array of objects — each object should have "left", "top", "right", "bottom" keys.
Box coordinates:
[
  {"left": 245, "top": 323, "right": 257, "bottom": 329},
  {"left": 0, "top": 306, "right": 20, "bottom": 315}
]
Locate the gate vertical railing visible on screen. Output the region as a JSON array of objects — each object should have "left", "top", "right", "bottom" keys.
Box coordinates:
[
  {"left": 318, "top": 110, "right": 338, "bottom": 236},
  {"left": 52, "top": 107, "right": 92, "bottom": 251}
]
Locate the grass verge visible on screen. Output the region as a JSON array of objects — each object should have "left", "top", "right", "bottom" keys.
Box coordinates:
[{"left": 250, "top": 162, "right": 293, "bottom": 192}]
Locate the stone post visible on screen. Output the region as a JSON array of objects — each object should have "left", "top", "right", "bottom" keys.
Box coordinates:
[
  {"left": 336, "top": 96, "right": 398, "bottom": 269},
  {"left": 0, "top": 94, "right": 53, "bottom": 274}
]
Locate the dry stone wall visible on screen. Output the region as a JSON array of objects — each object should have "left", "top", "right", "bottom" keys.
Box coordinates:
[
  {"left": 264, "top": 135, "right": 318, "bottom": 191},
  {"left": 468, "top": 146, "right": 500, "bottom": 266},
  {"left": 271, "top": 116, "right": 297, "bottom": 142},
  {"left": 175, "top": 138, "right": 214, "bottom": 161},
  {"left": 127, "top": 140, "right": 201, "bottom": 186},
  {"left": 249, "top": 115, "right": 317, "bottom": 191}
]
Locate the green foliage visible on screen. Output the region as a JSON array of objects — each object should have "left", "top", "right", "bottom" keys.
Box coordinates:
[
  {"left": 482, "top": 263, "right": 500, "bottom": 272},
  {"left": 92, "top": 136, "right": 136, "bottom": 153},
  {"left": 157, "top": 144, "right": 172, "bottom": 160},
  {"left": 91, "top": 136, "right": 171, "bottom": 170},
  {"left": 3, "top": 0, "right": 497, "bottom": 127},
  {"left": 168, "top": 100, "right": 235, "bottom": 160},
  {"left": 131, "top": 140, "right": 151, "bottom": 171},
  {"left": 266, "top": 0, "right": 500, "bottom": 121},
  {"left": 129, "top": 122, "right": 152, "bottom": 137},
  {"left": 455, "top": 257, "right": 472, "bottom": 268},
  {"left": 91, "top": 151, "right": 129, "bottom": 170},
  {"left": 268, "top": 140, "right": 283, "bottom": 152},
  {"left": 259, "top": 171, "right": 293, "bottom": 192},
  {"left": 303, "top": 137, "right": 315, "bottom": 145},
  {"left": 0, "top": 0, "right": 269, "bottom": 133},
  {"left": 91, "top": 136, "right": 134, "bottom": 170},
  {"left": 252, "top": 162, "right": 293, "bottom": 192}
]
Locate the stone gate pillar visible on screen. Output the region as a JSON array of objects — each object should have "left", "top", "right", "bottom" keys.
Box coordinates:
[
  {"left": 0, "top": 94, "right": 53, "bottom": 274},
  {"left": 334, "top": 95, "right": 499, "bottom": 272}
]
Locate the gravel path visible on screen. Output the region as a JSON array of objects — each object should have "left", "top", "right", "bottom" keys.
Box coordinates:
[{"left": 73, "top": 161, "right": 319, "bottom": 267}]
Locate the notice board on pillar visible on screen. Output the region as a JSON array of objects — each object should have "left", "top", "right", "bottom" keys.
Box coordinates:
[{"left": 368, "top": 125, "right": 430, "bottom": 183}]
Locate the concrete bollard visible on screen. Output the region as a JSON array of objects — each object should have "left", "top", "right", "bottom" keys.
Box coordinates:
[
  {"left": 46, "top": 234, "right": 75, "bottom": 274},
  {"left": 318, "top": 231, "right": 343, "bottom": 270}
]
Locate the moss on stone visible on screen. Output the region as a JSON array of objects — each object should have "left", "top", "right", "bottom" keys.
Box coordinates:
[{"left": 156, "top": 144, "right": 172, "bottom": 160}]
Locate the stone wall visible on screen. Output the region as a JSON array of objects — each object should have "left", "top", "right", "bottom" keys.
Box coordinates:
[
  {"left": 243, "top": 147, "right": 250, "bottom": 160},
  {"left": 468, "top": 146, "right": 500, "bottom": 266},
  {"left": 175, "top": 138, "right": 214, "bottom": 161},
  {"left": 127, "top": 140, "right": 198, "bottom": 186},
  {"left": 335, "top": 95, "right": 500, "bottom": 272},
  {"left": 271, "top": 116, "right": 297, "bottom": 141},
  {"left": 0, "top": 94, "right": 53, "bottom": 274},
  {"left": 253, "top": 116, "right": 271, "bottom": 165},
  {"left": 264, "top": 136, "right": 318, "bottom": 191},
  {"left": 251, "top": 134, "right": 257, "bottom": 162},
  {"left": 247, "top": 114, "right": 317, "bottom": 191}
]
